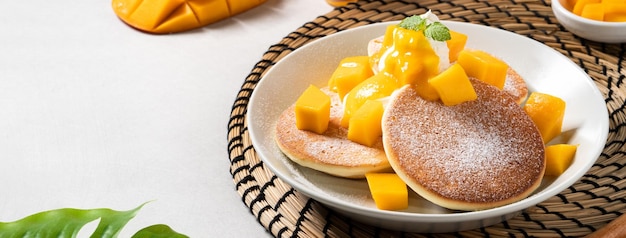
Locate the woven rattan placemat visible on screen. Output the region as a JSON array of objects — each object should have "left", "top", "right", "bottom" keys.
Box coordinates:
[{"left": 227, "top": 0, "right": 626, "bottom": 236}]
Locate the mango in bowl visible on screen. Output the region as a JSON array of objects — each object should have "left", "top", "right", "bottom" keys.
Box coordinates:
[{"left": 552, "top": 0, "right": 626, "bottom": 43}]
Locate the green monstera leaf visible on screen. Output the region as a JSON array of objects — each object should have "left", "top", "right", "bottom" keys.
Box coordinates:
[
  {"left": 132, "top": 224, "right": 189, "bottom": 238},
  {"left": 0, "top": 203, "right": 188, "bottom": 238}
]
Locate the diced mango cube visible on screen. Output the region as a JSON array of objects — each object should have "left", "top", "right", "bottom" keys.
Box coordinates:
[
  {"left": 447, "top": 30, "right": 468, "bottom": 63},
  {"left": 601, "top": 0, "right": 626, "bottom": 6},
  {"left": 365, "top": 173, "right": 408, "bottom": 211},
  {"left": 456, "top": 49, "right": 509, "bottom": 90},
  {"left": 606, "top": 13, "right": 626, "bottom": 22},
  {"left": 347, "top": 100, "right": 384, "bottom": 147},
  {"left": 295, "top": 85, "right": 331, "bottom": 134},
  {"left": 545, "top": 144, "right": 578, "bottom": 176},
  {"left": 342, "top": 73, "right": 399, "bottom": 128},
  {"left": 601, "top": 0, "right": 625, "bottom": 4},
  {"left": 564, "top": 0, "right": 578, "bottom": 11},
  {"left": 604, "top": 3, "right": 626, "bottom": 22},
  {"left": 573, "top": 0, "right": 601, "bottom": 15},
  {"left": 428, "top": 64, "right": 477, "bottom": 106},
  {"left": 581, "top": 3, "right": 604, "bottom": 20},
  {"left": 327, "top": 56, "right": 374, "bottom": 100},
  {"left": 411, "top": 72, "right": 441, "bottom": 102},
  {"left": 523, "top": 92, "right": 566, "bottom": 144}
]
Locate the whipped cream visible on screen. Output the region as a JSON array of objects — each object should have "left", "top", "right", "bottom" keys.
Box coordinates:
[{"left": 421, "top": 10, "right": 451, "bottom": 73}]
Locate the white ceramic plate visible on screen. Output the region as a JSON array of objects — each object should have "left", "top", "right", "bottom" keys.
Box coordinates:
[{"left": 247, "top": 21, "right": 608, "bottom": 233}]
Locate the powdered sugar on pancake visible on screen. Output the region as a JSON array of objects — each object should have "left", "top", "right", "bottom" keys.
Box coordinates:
[
  {"left": 274, "top": 87, "right": 390, "bottom": 178},
  {"left": 382, "top": 80, "right": 545, "bottom": 210}
]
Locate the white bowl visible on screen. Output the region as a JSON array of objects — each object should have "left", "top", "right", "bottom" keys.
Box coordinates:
[
  {"left": 552, "top": 0, "right": 626, "bottom": 43},
  {"left": 247, "top": 21, "right": 608, "bottom": 233}
]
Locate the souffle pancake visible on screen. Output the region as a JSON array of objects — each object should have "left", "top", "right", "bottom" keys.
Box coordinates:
[
  {"left": 274, "top": 87, "right": 391, "bottom": 179},
  {"left": 382, "top": 79, "right": 546, "bottom": 211}
]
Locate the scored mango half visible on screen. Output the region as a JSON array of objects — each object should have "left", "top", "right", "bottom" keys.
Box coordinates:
[{"left": 112, "top": 0, "right": 267, "bottom": 34}]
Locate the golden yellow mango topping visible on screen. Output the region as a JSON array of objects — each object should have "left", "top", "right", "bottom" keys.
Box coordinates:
[
  {"left": 545, "top": 144, "right": 578, "bottom": 176},
  {"left": 347, "top": 100, "right": 384, "bottom": 147},
  {"left": 295, "top": 85, "right": 331, "bottom": 134},
  {"left": 370, "top": 25, "right": 441, "bottom": 101},
  {"left": 111, "top": 0, "right": 267, "bottom": 34},
  {"left": 457, "top": 49, "right": 509, "bottom": 90},
  {"left": 369, "top": 25, "right": 396, "bottom": 73},
  {"left": 428, "top": 64, "right": 477, "bottom": 106},
  {"left": 341, "top": 73, "right": 399, "bottom": 128},
  {"left": 447, "top": 30, "right": 468, "bottom": 63},
  {"left": 523, "top": 92, "right": 566, "bottom": 144},
  {"left": 365, "top": 173, "right": 408, "bottom": 211},
  {"left": 327, "top": 56, "right": 374, "bottom": 100}
]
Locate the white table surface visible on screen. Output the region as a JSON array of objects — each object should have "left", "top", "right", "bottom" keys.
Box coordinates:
[{"left": 0, "top": 1, "right": 333, "bottom": 237}]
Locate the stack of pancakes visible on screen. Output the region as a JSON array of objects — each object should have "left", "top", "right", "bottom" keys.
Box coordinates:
[{"left": 274, "top": 39, "right": 545, "bottom": 211}]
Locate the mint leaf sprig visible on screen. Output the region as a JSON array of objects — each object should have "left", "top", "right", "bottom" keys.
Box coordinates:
[{"left": 398, "top": 15, "right": 451, "bottom": 41}]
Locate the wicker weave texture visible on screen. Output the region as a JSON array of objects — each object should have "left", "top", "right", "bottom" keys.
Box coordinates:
[{"left": 227, "top": 0, "right": 626, "bottom": 237}]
